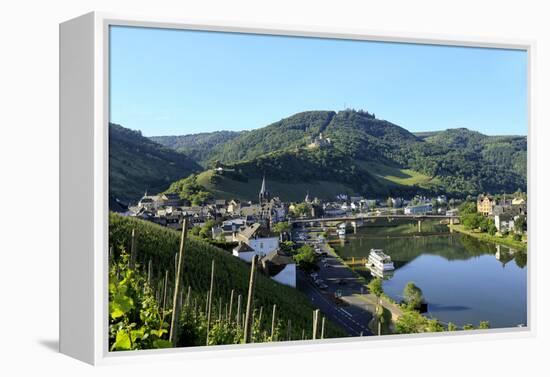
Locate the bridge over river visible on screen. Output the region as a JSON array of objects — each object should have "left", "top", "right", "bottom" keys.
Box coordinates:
[{"left": 290, "top": 214, "right": 460, "bottom": 233}]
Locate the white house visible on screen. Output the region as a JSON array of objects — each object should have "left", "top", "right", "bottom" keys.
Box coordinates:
[
  {"left": 246, "top": 237, "right": 279, "bottom": 257},
  {"left": 260, "top": 250, "right": 296, "bottom": 287},
  {"left": 231, "top": 223, "right": 280, "bottom": 261},
  {"left": 495, "top": 214, "right": 515, "bottom": 233},
  {"left": 232, "top": 242, "right": 257, "bottom": 262}
]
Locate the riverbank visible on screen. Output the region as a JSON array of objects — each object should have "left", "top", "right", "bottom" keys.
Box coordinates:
[
  {"left": 450, "top": 224, "right": 527, "bottom": 251},
  {"left": 324, "top": 241, "right": 403, "bottom": 318}
]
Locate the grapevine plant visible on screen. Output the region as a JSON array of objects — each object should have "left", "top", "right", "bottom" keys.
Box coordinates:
[{"left": 109, "top": 248, "right": 172, "bottom": 351}]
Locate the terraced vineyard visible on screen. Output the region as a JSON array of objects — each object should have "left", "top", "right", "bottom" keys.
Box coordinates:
[{"left": 109, "top": 213, "right": 346, "bottom": 350}]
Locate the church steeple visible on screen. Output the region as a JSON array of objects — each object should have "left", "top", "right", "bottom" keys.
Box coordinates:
[{"left": 259, "top": 175, "right": 270, "bottom": 203}]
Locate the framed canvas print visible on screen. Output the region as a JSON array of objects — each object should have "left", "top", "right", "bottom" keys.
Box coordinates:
[{"left": 60, "top": 12, "right": 533, "bottom": 365}]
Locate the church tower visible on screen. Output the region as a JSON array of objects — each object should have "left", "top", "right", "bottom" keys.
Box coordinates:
[{"left": 259, "top": 175, "right": 270, "bottom": 204}]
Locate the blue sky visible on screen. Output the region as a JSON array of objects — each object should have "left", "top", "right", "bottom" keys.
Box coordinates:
[{"left": 110, "top": 26, "right": 527, "bottom": 137}]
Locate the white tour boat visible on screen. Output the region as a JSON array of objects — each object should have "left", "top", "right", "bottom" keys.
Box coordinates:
[{"left": 367, "top": 249, "right": 395, "bottom": 271}]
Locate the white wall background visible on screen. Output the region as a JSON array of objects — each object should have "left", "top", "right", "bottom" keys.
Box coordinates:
[{"left": 1, "top": 0, "right": 548, "bottom": 375}]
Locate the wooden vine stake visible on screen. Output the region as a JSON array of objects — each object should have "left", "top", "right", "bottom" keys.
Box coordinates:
[
  {"left": 147, "top": 259, "right": 152, "bottom": 285},
  {"left": 206, "top": 259, "right": 215, "bottom": 345},
  {"left": 228, "top": 289, "right": 234, "bottom": 322},
  {"left": 270, "top": 304, "right": 277, "bottom": 340},
  {"left": 243, "top": 255, "right": 258, "bottom": 343},
  {"left": 321, "top": 316, "right": 326, "bottom": 339},
  {"left": 130, "top": 228, "right": 137, "bottom": 269},
  {"left": 312, "top": 309, "right": 320, "bottom": 340},
  {"left": 258, "top": 306, "right": 263, "bottom": 328},
  {"left": 162, "top": 270, "right": 169, "bottom": 318},
  {"left": 168, "top": 219, "right": 188, "bottom": 346},
  {"left": 236, "top": 294, "right": 242, "bottom": 329},
  {"left": 185, "top": 286, "right": 191, "bottom": 307}
]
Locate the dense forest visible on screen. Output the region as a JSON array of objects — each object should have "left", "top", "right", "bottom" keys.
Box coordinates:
[
  {"left": 109, "top": 123, "right": 201, "bottom": 205},
  {"left": 150, "top": 131, "right": 243, "bottom": 167}
]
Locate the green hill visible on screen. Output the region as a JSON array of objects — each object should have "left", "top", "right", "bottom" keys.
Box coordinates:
[
  {"left": 150, "top": 131, "right": 243, "bottom": 167},
  {"left": 109, "top": 123, "right": 201, "bottom": 206},
  {"left": 420, "top": 128, "right": 527, "bottom": 180},
  {"left": 109, "top": 213, "right": 346, "bottom": 340},
  {"left": 181, "top": 148, "right": 440, "bottom": 202},
  {"left": 148, "top": 109, "right": 526, "bottom": 199}
]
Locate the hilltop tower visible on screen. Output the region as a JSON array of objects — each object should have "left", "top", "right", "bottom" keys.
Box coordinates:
[{"left": 259, "top": 175, "right": 270, "bottom": 204}]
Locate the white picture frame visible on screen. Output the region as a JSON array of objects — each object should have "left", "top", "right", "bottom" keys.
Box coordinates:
[{"left": 59, "top": 11, "right": 535, "bottom": 365}]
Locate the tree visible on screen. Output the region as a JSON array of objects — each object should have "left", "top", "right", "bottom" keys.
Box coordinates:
[
  {"left": 458, "top": 201, "right": 477, "bottom": 215},
  {"left": 488, "top": 223, "right": 498, "bottom": 236},
  {"left": 190, "top": 226, "right": 201, "bottom": 236},
  {"left": 462, "top": 213, "right": 483, "bottom": 230},
  {"left": 199, "top": 220, "right": 216, "bottom": 239},
  {"left": 402, "top": 282, "right": 424, "bottom": 310},
  {"left": 394, "top": 310, "right": 443, "bottom": 334},
  {"left": 463, "top": 324, "right": 475, "bottom": 330},
  {"left": 279, "top": 241, "right": 295, "bottom": 255},
  {"left": 514, "top": 215, "right": 527, "bottom": 234},
  {"left": 367, "top": 278, "right": 384, "bottom": 298},
  {"left": 291, "top": 202, "right": 312, "bottom": 218},
  {"left": 478, "top": 321, "right": 490, "bottom": 329},
  {"left": 293, "top": 245, "right": 317, "bottom": 272},
  {"left": 479, "top": 217, "right": 494, "bottom": 233},
  {"left": 447, "top": 322, "right": 457, "bottom": 331},
  {"left": 273, "top": 222, "right": 291, "bottom": 235}
]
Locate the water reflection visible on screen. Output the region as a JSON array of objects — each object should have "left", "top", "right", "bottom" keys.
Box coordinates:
[{"left": 333, "top": 226, "right": 528, "bottom": 328}]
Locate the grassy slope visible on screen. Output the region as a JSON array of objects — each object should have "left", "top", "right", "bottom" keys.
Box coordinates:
[
  {"left": 450, "top": 224, "right": 527, "bottom": 251},
  {"left": 109, "top": 213, "right": 346, "bottom": 339},
  {"left": 196, "top": 158, "right": 440, "bottom": 202},
  {"left": 196, "top": 169, "right": 356, "bottom": 202},
  {"left": 358, "top": 160, "right": 440, "bottom": 189}
]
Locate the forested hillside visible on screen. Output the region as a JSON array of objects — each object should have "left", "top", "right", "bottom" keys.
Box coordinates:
[
  {"left": 150, "top": 131, "right": 243, "bottom": 167},
  {"left": 109, "top": 123, "right": 201, "bottom": 205},
  {"left": 155, "top": 110, "right": 525, "bottom": 198},
  {"left": 122, "top": 109, "right": 526, "bottom": 201}
]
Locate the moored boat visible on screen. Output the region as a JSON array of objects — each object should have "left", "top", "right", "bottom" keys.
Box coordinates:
[{"left": 367, "top": 248, "right": 395, "bottom": 271}]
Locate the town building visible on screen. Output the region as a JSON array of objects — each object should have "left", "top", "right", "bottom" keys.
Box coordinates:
[
  {"left": 477, "top": 195, "right": 495, "bottom": 216},
  {"left": 512, "top": 197, "right": 526, "bottom": 205},
  {"left": 231, "top": 223, "right": 279, "bottom": 262},
  {"left": 495, "top": 213, "right": 515, "bottom": 233},
  {"left": 260, "top": 250, "right": 296, "bottom": 287}
]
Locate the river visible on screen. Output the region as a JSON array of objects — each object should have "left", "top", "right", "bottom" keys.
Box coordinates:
[{"left": 332, "top": 220, "right": 527, "bottom": 329}]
